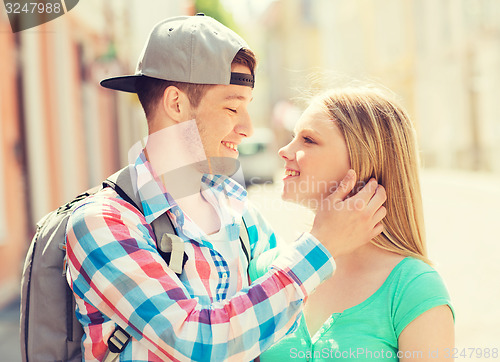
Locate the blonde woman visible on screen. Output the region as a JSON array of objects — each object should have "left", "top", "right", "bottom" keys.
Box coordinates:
[{"left": 254, "top": 86, "right": 454, "bottom": 361}]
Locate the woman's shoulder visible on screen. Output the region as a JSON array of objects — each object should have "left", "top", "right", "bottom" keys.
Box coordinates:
[
  {"left": 392, "top": 257, "right": 438, "bottom": 278},
  {"left": 388, "top": 257, "right": 448, "bottom": 296},
  {"left": 388, "top": 257, "right": 454, "bottom": 336}
]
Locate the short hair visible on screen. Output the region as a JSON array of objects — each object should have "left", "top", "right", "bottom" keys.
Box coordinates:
[{"left": 136, "top": 48, "right": 257, "bottom": 120}]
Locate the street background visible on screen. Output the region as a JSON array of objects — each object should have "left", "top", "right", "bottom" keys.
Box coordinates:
[
  {"left": 248, "top": 169, "right": 500, "bottom": 351},
  {"left": 1, "top": 0, "right": 500, "bottom": 360}
]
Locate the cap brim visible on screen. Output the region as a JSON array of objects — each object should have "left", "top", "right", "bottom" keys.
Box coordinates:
[{"left": 100, "top": 75, "right": 143, "bottom": 93}]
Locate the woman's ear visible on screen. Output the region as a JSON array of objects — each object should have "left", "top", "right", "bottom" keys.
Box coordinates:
[{"left": 160, "top": 86, "right": 192, "bottom": 123}]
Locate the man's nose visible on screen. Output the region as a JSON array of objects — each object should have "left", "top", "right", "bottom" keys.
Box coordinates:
[{"left": 236, "top": 110, "right": 253, "bottom": 138}]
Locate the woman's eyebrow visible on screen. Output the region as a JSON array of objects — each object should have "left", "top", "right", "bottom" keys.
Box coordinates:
[
  {"left": 300, "top": 128, "right": 321, "bottom": 136},
  {"left": 292, "top": 128, "right": 322, "bottom": 139}
]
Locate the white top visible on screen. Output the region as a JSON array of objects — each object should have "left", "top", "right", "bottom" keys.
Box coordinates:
[{"left": 207, "top": 226, "right": 247, "bottom": 297}]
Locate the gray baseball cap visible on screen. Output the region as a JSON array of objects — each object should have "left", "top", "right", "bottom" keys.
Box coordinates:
[{"left": 100, "top": 14, "right": 255, "bottom": 93}]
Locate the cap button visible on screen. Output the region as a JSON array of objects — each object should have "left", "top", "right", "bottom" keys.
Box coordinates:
[{"left": 196, "top": 13, "right": 205, "bottom": 16}]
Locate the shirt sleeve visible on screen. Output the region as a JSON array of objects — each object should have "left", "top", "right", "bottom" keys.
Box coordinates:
[
  {"left": 392, "top": 267, "right": 454, "bottom": 337},
  {"left": 243, "top": 201, "right": 279, "bottom": 259},
  {"left": 66, "top": 195, "right": 335, "bottom": 362}
]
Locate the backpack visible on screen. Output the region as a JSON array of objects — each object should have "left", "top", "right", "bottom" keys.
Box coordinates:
[{"left": 20, "top": 166, "right": 251, "bottom": 362}]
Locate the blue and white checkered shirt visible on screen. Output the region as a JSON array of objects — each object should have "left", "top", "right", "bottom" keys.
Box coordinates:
[{"left": 65, "top": 150, "right": 335, "bottom": 361}]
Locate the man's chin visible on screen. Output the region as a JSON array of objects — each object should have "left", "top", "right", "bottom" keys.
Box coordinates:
[{"left": 198, "top": 157, "right": 240, "bottom": 176}]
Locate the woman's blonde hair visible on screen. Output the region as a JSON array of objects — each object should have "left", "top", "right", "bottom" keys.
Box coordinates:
[{"left": 315, "top": 86, "right": 429, "bottom": 264}]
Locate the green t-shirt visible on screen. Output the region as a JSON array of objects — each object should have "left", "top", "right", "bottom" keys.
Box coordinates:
[{"left": 254, "top": 257, "right": 453, "bottom": 361}]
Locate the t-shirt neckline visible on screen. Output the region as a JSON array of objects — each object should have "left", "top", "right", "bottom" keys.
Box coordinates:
[{"left": 308, "top": 256, "right": 411, "bottom": 343}]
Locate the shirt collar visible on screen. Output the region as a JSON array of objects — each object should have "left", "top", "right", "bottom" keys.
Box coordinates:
[
  {"left": 134, "top": 150, "right": 248, "bottom": 225},
  {"left": 134, "top": 151, "right": 176, "bottom": 224}
]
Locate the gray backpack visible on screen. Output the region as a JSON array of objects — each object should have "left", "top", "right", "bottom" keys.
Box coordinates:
[{"left": 20, "top": 166, "right": 251, "bottom": 362}]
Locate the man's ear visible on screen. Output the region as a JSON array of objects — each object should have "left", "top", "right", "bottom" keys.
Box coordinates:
[{"left": 160, "top": 86, "right": 192, "bottom": 123}]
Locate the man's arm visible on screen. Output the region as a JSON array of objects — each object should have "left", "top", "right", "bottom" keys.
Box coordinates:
[{"left": 66, "top": 196, "right": 333, "bottom": 361}]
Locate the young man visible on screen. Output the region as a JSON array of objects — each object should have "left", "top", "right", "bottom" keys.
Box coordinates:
[{"left": 65, "top": 14, "right": 386, "bottom": 361}]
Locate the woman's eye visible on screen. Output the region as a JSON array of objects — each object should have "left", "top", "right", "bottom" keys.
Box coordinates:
[
  {"left": 227, "top": 108, "right": 237, "bottom": 113},
  {"left": 303, "top": 136, "right": 315, "bottom": 144}
]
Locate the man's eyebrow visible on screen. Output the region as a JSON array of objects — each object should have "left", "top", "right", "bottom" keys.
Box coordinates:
[{"left": 224, "top": 95, "right": 253, "bottom": 101}]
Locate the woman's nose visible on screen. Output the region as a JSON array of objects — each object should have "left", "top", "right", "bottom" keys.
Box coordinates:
[{"left": 278, "top": 142, "right": 293, "bottom": 160}]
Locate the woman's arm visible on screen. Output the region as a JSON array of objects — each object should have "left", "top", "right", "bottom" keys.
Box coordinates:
[{"left": 398, "top": 305, "right": 454, "bottom": 362}]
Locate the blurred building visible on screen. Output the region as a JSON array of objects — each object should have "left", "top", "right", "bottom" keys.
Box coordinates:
[
  {"left": 413, "top": 0, "right": 500, "bottom": 172},
  {"left": 0, "top": 0, "right": 190, "bottom": 306},
  {"left": 0, "top": 11, "right": 27, "bottom": 307},
  {"left": 249, "top": 0, "right": 500, "bottom": 172}
]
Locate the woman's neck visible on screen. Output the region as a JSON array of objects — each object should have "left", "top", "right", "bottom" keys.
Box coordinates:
[{"left": 333, "top": 242, "right": 404, "bottom": 276}]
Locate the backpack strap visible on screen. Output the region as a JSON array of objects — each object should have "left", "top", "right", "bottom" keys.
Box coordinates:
[
  {"left": 104, "top": 166, "right": 177, "bottom": 238},
  {"left": 104, "top": 166, "right": 251, "bottom": 267},
  {"left": 102, "top": 325, "right": 131, "bottom": 362},
  {"left": 101, "top": 166, "right": 252, "bottom": 358},
  {"left": 103, "top": 165, "right": 143, "bottom": 213},
  {"left": 240, "top": 216, "right": 251, "bottom": 266},
  {"left": 101, "top": 166, "right": 145, "bottom": 361},
  {"left": 104, "top": 166, "right": 186, "bottom": 274}
]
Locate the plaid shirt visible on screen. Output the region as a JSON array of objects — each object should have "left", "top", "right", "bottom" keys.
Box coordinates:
[{"left": 65, "top": 151, "right": 335, "bottom": 361}]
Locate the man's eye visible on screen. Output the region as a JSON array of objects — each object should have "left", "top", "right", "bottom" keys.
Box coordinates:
[{"left": 227, "top": 108, "right": 237, "bottom": 113}]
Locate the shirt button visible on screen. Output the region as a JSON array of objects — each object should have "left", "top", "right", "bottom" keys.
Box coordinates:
[
  {"left": 222, "top": 272, "right": 229, "bottom": 279},
  {"left": 173, "top": 208, "right": 181, "bottom": 217}
]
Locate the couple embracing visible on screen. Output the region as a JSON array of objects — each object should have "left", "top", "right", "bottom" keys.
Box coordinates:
[{"left": 65, "top": 14, "right": 454, "bottom": 362}]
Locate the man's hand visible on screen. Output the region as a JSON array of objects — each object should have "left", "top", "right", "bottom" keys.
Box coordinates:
[{"left": 310, "top": 170, "right": 387, "bottom": 258}]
